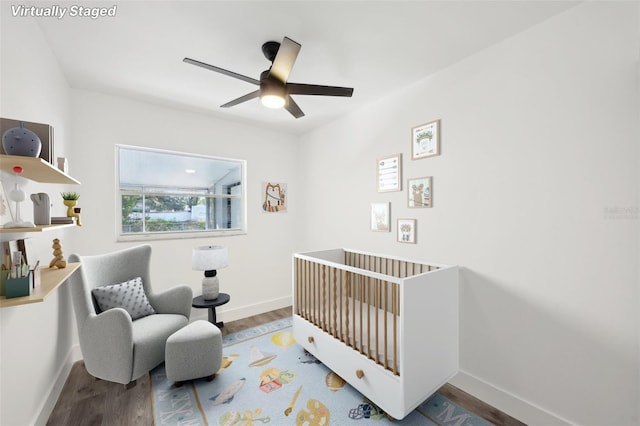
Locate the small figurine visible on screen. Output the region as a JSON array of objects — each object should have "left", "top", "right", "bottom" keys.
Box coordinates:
[{"left": 49, "top": 238, "right": 67, "bottom": 269}]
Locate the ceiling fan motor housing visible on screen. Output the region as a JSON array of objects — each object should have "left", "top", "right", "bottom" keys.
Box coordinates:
[
  {"left": 260, "top": 70, "right": 287, "bottom": 107},
  {"left": 261, "top": 41, "right": 280, "bottom": 62}
]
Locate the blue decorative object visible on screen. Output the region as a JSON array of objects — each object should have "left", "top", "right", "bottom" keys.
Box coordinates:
[{"left": 2, "top": 121, "right": 41, "bottom": 157}]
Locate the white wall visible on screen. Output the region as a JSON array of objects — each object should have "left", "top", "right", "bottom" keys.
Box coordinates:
[
  {"left": 0, "top": 13, "right": 77, "bottom": 426},
  {"left": 298, "top": 2, "right": 639, "bottom": 425},
  {"left": 66, "top": 89, "right": 299, "bottom": 322}
]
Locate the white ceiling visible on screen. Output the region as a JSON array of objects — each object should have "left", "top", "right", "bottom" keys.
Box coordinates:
[{"left": 34, "top": 1, "right": 579, "bottom": 135}]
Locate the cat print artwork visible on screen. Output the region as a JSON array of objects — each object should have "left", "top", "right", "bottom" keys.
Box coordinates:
[{"left": 262, "top": 182, "right": 287, "bottom": 213}]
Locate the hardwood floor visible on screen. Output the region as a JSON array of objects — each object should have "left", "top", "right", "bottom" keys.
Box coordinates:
[{"left": 47, "top": 307, "right": 525, "bottom": 425}]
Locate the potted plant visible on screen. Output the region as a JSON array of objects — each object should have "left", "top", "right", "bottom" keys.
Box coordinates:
[{"left": 61, "top": 192, "right": 80, "bottom": 217}]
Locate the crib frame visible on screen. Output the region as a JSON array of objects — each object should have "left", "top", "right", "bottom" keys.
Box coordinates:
[{"left": 292, "top": 248, "right": 458, "bottom": 420}]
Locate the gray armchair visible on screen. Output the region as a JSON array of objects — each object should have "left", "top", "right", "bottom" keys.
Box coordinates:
[{"left": 68, "top": 244, "right": 192, "bottom": 385}]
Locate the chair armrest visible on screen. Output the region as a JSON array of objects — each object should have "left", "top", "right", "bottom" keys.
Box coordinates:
[
  {"left": 80, "top": 308, "right": 134, "bottom": 384},
  {"left": 149, "top": 285, "right": 193, "bottom": 318}
]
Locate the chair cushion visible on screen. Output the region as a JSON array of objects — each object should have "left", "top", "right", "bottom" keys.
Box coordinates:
[
  {"left": 91, "top": 277, "right": 156, "bottom": 320},
  {"left": 131, "top": 313, "right": 189, "bottom": 380}
]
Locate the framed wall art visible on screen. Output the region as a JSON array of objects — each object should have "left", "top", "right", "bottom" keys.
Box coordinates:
[
  {"left": 408, "top": 176, "right": 432, "bottom": 208},
  {"left": 397, "top": 219, "right": 417, "bottom": 244},
  {"left": 377, "top": 153, "right": 402, "bottom": 192},
  {"left": 262, "top": 182, "right": 287, "bottom": 213},
  {"left": 411, "top": 119, "right": 440, "bottom": 160},
  {"left": 370, "top": 202, "right": 390, "bottom": 232}
]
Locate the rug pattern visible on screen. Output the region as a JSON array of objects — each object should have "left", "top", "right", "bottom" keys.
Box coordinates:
[{"left": 152, "top": 318, "right": 490, "bottom": 426}]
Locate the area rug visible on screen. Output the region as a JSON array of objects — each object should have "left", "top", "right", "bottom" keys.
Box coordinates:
[{"left": 151, "top": 317, "right": 490, "bottom": 425}]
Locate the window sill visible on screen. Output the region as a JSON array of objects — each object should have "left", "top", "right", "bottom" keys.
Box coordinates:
[{"left": 116, "top": 229, "right": 247, "bottom": 242}]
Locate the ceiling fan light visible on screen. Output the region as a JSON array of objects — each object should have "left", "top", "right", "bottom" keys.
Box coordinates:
[{"left": 261, "top": 94, "right": 286, "bottom": 109}]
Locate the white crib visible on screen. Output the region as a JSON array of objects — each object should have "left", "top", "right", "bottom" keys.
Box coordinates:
[{"left": 292, "top": 248, "right": 458, "bottom": 420}]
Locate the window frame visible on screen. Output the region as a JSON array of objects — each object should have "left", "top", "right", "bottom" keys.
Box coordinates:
[{"left": 115, "top": 144, "right": 247, "bottom": 242}]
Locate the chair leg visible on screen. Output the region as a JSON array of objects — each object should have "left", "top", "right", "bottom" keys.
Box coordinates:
[{"left": 124, "top": 380, "right": 137, "bottom": 390}]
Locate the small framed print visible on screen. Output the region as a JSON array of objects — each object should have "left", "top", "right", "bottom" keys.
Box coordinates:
[
  {"left": 0, "top": 181, "right": 13, "bottom": 226},
  {"left": 408, "top": 176, "right": 432, "bottom": 208},
  {"left": 377, "top": 153, "right": 402, "bottom": 192},
  {"left": 411, "top": 119, "right": 440, "bottom": 159},
  {"left": 262, "top": 182, "right": 287, "bottom": 213},
  {"left": 397, "top": 219, "right": 416, "bottom": 244},
  {"left": 370, "top": 202, "right": 390, "bottom": 232}
]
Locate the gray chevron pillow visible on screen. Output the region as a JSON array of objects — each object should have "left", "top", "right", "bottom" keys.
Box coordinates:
[{"left": 91, "top": 277, "right": 156, "bottom": 320}]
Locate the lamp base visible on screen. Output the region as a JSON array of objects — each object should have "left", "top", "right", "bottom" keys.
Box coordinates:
[{"left": 202, "top": 276, "right": 219, "bottom": 300}]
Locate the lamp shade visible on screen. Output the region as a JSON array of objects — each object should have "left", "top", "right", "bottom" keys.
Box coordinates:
[{"left": 192, "top": 245, "right": 228, "bottom": 271}]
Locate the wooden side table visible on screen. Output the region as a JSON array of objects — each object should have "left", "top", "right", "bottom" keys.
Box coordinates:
[{"left": 192, "top": 293, "right": 230, "bottom": 328}]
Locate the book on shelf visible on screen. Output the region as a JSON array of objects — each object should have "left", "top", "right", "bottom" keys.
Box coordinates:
[{"left": 50, "top": 217, "right": 76, "bottom": 224}]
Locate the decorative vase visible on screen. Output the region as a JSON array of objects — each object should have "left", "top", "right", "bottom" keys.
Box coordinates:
[
  {"left": 63, "top": 200, "right": 77, "bottom": 217},
  {"left": 2, "top": 122, "right": 42, "bottom": 157}
]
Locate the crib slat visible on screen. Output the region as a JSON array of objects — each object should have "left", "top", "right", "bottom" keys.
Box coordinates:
[
  {"left": 352, "top": 273, "right": 356, "bottom": 350},
  {"left": 393, "top": 283, "right": 398, "bottom": 375},
  {"left": 314, "top": 262, "right": 318, "bottom": 325},
  {"left": 322, "top": 264, "right": 326, "bottom": 332},
  {"left": 375, "top": 279, "right": 380, "bottom": 366},
  {"left": 384, "top": 280, "right": 388, "bottom": 370},
  {"left": 309, "top": 261, "right": 313, "bottom": 323},
  {"left": 307, "top": 260, "right": 311, "bottom": 321},
  {"left": 359, "top": 276, "right": 363, "bottom": 356},
  {"left": 296, "top": 258, "right": 300, "bottom": 317},
  {"left": 339, "top": 270, "right": 344, "bottom": 343},
  {"left": 328, "top": 266, "right": 332, "bottom": 335},
  {"left": 345, "top": 272, "right": 350, "bottom": 347},
  {"left": 367, "top": 276, "right": 372, "bottom": 361},
  {"left": 301, "top": 259, "right": 305, "bottom": 319}
]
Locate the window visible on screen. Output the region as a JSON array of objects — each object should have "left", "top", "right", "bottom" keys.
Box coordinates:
[{"left": 116, "top": 145, "right": 246, "bottom": 241}]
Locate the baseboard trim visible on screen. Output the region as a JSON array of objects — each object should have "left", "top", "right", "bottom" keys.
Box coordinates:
[
  {"left": 190, "top": 295, "right": 291, "bottom": 324},
  {"left": 33, "top": 344, "right": 82, "bottom": 426},
  {"left": 450, "top": 369, "right": 573, "bottom": 425}
]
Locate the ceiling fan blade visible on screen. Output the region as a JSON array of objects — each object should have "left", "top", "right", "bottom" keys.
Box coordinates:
[
  {"left": 183, "top": 57, "right": 260, "bottom": 86},
  {"left": 285, "top": 96, "right": 305, "bottom": 119},
  {"left": 221, "top": 90, "right": 260, "bottom": 108},
  {"left": 269, "top": 37, "right": 301, "bottom": 83},
  {"left": 287, "top": 83, "right": 353, "bottom": 97}
]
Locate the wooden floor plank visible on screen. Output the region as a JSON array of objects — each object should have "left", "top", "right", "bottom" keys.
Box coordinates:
[
  {"left": 439, "top": 383, "right": 526, "bottom": 426},
  {"left": 48, "top": 306, "right": 521, "bottom": 426}
]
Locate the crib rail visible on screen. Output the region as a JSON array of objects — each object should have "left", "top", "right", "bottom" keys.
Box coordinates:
[
  {"left": 295, "top": 256, "right": 402, "bottom": 376},
  {"left": 344, "top": 250, "right": 439, "bottom": 278}
]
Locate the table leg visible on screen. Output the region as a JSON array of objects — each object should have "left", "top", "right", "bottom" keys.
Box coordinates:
[{"left": 208, "top": 306, "right": 224, "bottom": 328}]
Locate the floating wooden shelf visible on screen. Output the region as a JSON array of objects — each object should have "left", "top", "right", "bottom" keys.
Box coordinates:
[
  {"left": 0, "top": 262, "right": 80, "bottom": 308},
  {"left": 0, "top": 223, "right": 76, "bottom": 234},
  {"left": 0, "top": 154, "right": 80, "bottom": 185}
]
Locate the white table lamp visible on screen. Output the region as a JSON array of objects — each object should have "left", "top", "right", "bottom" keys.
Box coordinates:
[{"left": 192, "top": 245, "right": 228, "bottom": 300}]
